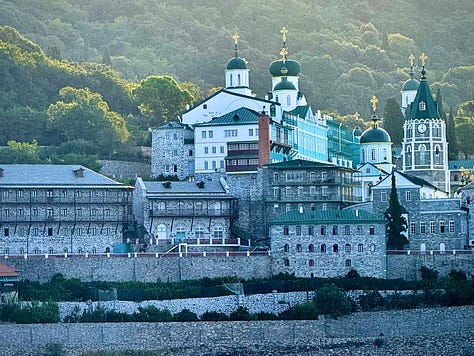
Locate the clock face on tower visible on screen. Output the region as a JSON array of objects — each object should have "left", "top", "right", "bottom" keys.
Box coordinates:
[{"left": 417, "top": 123, "right": 427, "bottom": 133}]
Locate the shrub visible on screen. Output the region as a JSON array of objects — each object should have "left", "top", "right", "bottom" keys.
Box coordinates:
[
  {"left": 229, "top": 306, "right": 253, "bottom": 321},
  {"left": 279, "top": 302, "right": 319, "bottom": 320},
  {"left": 255, "top": 311, "right": 279, "bottom": 320},
  {"left": 134, "top": 306, "right": 172, "bottom": 322},
  {"left": 313, "top": 284, "right": 352, "bottom": 318},
  {"left": 359, "top": 291, "right": 385, "bottom": 311},
  {"left": 200, "top": 311, "right": 229, "bottom": 321},
  {"left": 374, "top": 338, "right": 384, "bottom": 347},
  {"left": 346, "top": 269, "right": 360, "bottom": 279},
  {"left": 172, "top": 309, "right": 199, "bottom": 322}
]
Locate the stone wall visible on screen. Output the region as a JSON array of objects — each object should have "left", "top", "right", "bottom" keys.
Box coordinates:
[
  {"left": 387, "top": 252, "right": 474, "bottom": 280},
  {"left": 0, "top": 253, "right": 272, "bottom": 283},
  {"left": 100, "top": 160, "right": 151, "bottom": 180},
  {"left": 58, "top": 290, "right": 313, "bottom": 321},
  {"left": 1, "top": 306, "right": 472, "bottom": 355}
]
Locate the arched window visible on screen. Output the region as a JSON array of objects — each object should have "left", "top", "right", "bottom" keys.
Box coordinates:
[
  {"left": 369, "top": 225, "right": 375, "bottom": 235},
  {"left": 296, "top": 244, "right": 302, "bottom": 252},
  {"left": 371, "top": 149, "right": 376, "bottom": 161},
  {"left": 308, "top": 244, "right": 314, "bottom": 252},
  {"left": 321, "top": 244, "right": 327, "bottom": 253},
  {"left": 237, "top": 74, "right": 241, "bottom": 86},
  {"left": 370, "top": 243, "right": 376, "bottom": 252},
  {"left": 284, "top": 258, "right": 290, "bottom": 266},
  {"left": 333, "top": 244, "right": 339, "bottom": 253},
  {"left": 361, "top": 149, "right": 366, "bottom": 162},
  {"left": 284, "top": 244, "right": 289, "bottom": 253},
  {"left": 345, "top": 243, "right": 351, "bottom": 252},
  {"left": 420, "top": 243, "right": 426, "bottom": 254},
  {"left": 382, "top": 148, "right": 388, "bottom": 161},
  {"left": 357, "top": 243, "right": 363, "bottom": 252},
  {"left": 309, "top": 259, "right": 315, "bottom": 267},
  {"left": 419, "top": 144, "right": 427, "bottom": 165},
  {"left": 419, "top": 101, "right": 426, "bottom": 111},
  {"left": 157, "top": 224, "right": 167, "bottom": 239},
  {"left": 439, "top": 242, "right": 446, "bottom": 254},
  {"left": 287, "top": 95, "right": 291, "bottom": 106},
  {"left": 230, "top": 74, "right": 233, "bottom": 86},
  {"left": 195, "top": 202, "right": 203, "bottom": 210}
]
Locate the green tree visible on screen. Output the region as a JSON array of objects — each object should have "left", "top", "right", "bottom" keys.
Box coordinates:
[
  {"left": 385, "top": 174, "right": 408, "bottom": 250},
  {"left": 382, "top": 97, "right": 404, "bottom": 146},
  {"left": 0, "top": 140, "right": 41, "bottom": 163},
  {"left": 47, "top": 87, "right": 130, "bottom": 155},
  {"left": 313, "top": 284, "right": 352, "bottom": 318},
  {"left": 455, "top": 101, "right": 474, "bottom": 158},
  {"left": 447, "top": 106, "right": 459, "bottom": 160},
  {"left": 133, "top": 75, "right": 194, "bottom": 128}
]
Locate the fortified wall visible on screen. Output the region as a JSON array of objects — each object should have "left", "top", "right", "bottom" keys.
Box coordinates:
[
  {"left": 0, "top": 253, "right": 271, "bottom": 283},
  {"left": 2, "top": 251, "right": 474, "bottom": 283}
]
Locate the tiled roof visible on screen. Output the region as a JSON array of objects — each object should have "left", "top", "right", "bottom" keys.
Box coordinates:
[
  {"left": 0, "top": 263, "right": 19, "bottom": 277},
  {"left": 0, "top": 165, "right": 122, "bottom": 186},
  {"left": 143, "top": 179, "right": 229, "bottom": 195},
  {"left": 271, "top": 209, "right": 384, "bottom": 225},
  {"left": 194, "top": 107, "right": 261, "bottom": 127}
]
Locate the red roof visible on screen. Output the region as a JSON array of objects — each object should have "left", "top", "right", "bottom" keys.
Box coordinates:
[{"left": 0, "top": 263, "right": 19, "bottom": 277}]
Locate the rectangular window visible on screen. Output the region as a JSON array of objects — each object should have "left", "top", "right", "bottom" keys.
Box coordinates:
[
  {"left": 285, "top": 187, "right": 292, "bottom": 198},
  {"left": 212, "top": 161, "right": 217, "bottom": 169},
  {"left": 212, "top": 146, "right": 216, "bottom": 154},
  {"left": 204, "top": 161, "right": 209, "bottom": 170},
  {"left": 4, "top": 228, "right": 9, "bottom": 237},
  {"left": 208, "top": 130, "right": 213, "bottom": 138},
  {"left": 321, "top": 226, "right": 326, "bottom": 235},
  {"left": 204, "top": 147, "right": 209, "bottom": 154},
  {"left": 308, "top": 226, "right": 314, "bottom": 235},
  {"left": 406, "top": 191, "right": 411, "bottom": 201},
  {"left": 344, "top": 225, "right": 350, "bottom": 235},
  {"left": 449, "top": 220, "right": 455, "bottom": 233},
  {"left": 439, "top": 221, "right": 445, "bottom": 233},
  {"left": 47, "top": 228, "right": 53, "bottom": 237},
  {"left": 283, "top": 226, "right": 289, "bottom": 235},
  {"left": 430, "top": 221, "right": 435, "bottom": 234},
  {"left": 296, "top": 226, "right": 301, "bottom": 235},
  {"left": 202, "top": 131, "right": 207, "bottom": 139},
  {"left": 410, "top": 222, "right": 416, "bottom": 235},
  {"left": 273, "top": 187, "right": 279, "bottom": 198},
  {"left": 224, "top": 129, "right": 238, "bottom": 137},
  {"left": 17, "top": 190, "right": 23, "bottom": 198},
  {"left": 332, "top": 226, "right": 338, "bottom": 235},
  {"left": 273, "top": 204, "right": 279, "bottom": 213},
  {"left": 322, "top": 186, "right": 328, "bottom": 197},
  {"left": 310, "top": 186, "right": 316, "bottom": 196},
  {"left": 249, "top": 128, "right": 254, "bottom": 136},
  {"left": 420, "top": 222, "right": 426, "bottom": 234},
  {"left": 381, "top": 191, "right": 387, "bottom": 202},
  {"left": 220, "top": 146, "right": 225, "bottom": 154}
]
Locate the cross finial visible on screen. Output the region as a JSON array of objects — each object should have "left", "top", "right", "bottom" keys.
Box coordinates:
[
  {"left": 232, "top": 33, "right": 240, "bottom": 45},
  {"left": 280, "top": 26, "right": 288, "bottom": 43},
  {"left": 409, "top": 54, "right": 415, "bottom": 67},
  {"left": 354, "top": 112, "right": 360, "bottom": 120},
  {"left": 420, "top": 52, "right": 428, "bottom": 66},
  {"left": 370, "top": 96, "right": 379, "bottom": 112},
  {"left": 280, "top": 47, "right": 288, "bottom": 59}
]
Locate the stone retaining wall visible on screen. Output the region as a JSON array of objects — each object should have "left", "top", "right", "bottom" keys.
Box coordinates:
[{"left": 1, "top": 306, "right": 472, "bottom": 355}]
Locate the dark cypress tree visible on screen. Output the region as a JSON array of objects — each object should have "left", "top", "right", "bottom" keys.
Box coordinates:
[
  {"left": 102, "top": 47, "right": 112, "bottom": 66},
  {"left": 385, "top": 174, "right": 408, "bottom": 250},
  {"left": 382, "top": 97, "right": 404, "bottom": 146},
  {"left": 447, "top": 106, "right": 459, "bottom": 160}
]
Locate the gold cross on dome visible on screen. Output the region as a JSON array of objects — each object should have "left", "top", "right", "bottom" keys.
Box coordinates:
[
  {"left": 280, "top": 26, "right": 288, "bottom": 42},
  {"left": 232, "top": 33, "right": 240, "bottom": 45},
  {"left": 409, "top": 54, "right": 415, "bottom": 66},
  {"left": 280, "top": 47, "right": 288, "bottom": 59},
  {"left": 354, "top": 112, "right": 360, "bottom": 120},
  {"left": 420, "top": 52, "right": 428, "bottom": 66},
  {"left": 370, "top": 96, "right": 379, "bottom": 112}
]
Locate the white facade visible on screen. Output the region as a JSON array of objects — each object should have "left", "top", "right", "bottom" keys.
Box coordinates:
[
  {"left": 181, "top": 90, "right": 281, "bottom": 125},
  {"left": 194, "top": 123, "right": 259, "bottom": 174}
]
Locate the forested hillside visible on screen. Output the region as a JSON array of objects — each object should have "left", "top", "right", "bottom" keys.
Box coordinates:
[
  {"left": 0, "top": 0, "right": 473, "bottom": 162},
  {"left": 1, "top": 0, "right": 472, "bottom": 113}
]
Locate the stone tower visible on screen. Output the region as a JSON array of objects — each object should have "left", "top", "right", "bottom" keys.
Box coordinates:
[{"left": 401, "top": 54, "right": 449, "bottom": 193}]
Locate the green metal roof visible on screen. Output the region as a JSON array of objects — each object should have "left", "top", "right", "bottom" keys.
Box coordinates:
[
  {"left": 402, "top": 78, "right": 420, "bottom": 91},
  {"left": 269, "top": 59, "right": 301, "bottom": 77},
  {"left": 360, "top": 127, "right": 391, "bottom": 143},
  {"left": 271, "top": 209, "right": 384, "bottom": 225},
  {"left": 265, "top": 159, "right": 354, "bottom": 171},
  {"left": 448, "top": 160, "right": 474, "bottom": 170},
  {"left": 408, "top": 70, "right": 440, "bottom": 119},
  {"left": 194, "top": 107, "right": 260, "bottom": 127},
  {"left": 274, "top": 78, "right": 296, "bottom": 91},
  {"left": 227, "top": 56, "right": 247, "bottom": 70},
  {"left": 289, "top": 105, "right": 310, "bottom": 118}
]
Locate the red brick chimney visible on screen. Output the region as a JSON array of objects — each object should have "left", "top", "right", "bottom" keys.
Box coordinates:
[{"left": 258, "top": 112, "right": 271, "bottom": 167}]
